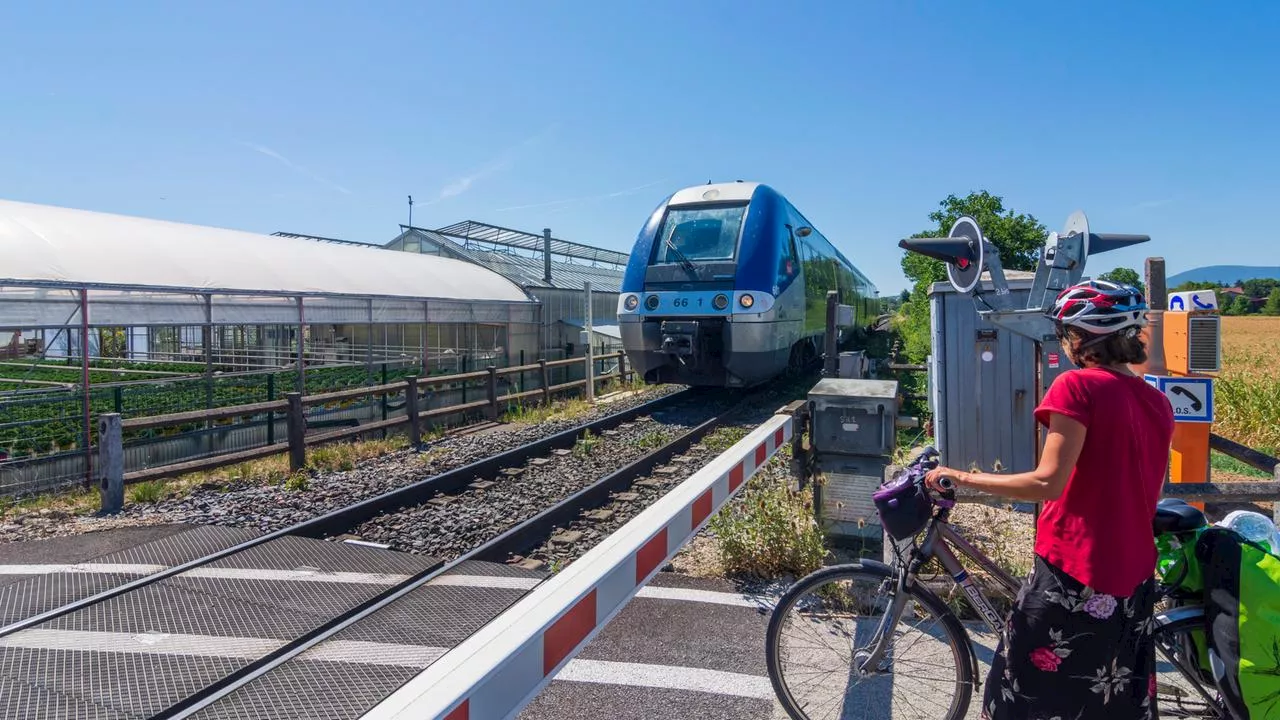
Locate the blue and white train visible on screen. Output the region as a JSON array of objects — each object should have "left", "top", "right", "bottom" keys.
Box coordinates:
[{"left": 618, "top": 181, "right": 879, "bottom": 388}]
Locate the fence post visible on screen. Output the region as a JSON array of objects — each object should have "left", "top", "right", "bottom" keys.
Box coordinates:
[
  {"left": 584, "top": 281, "right": 595, "bottom": 402},
  {"left": 406, "top": 376, "right": 421, "bottom": 447},
  {"left": 486, "top": 366, "right": 499, "bottom": 421},
  {"left": 539, "top": 359, "right": 550, "bottom": 406},
  {"left": 618, "top": 352, "right": 628, "bottom": 384},
  {"left": 98, "top": 413, "right": 124, "bottom": 514},
  {"left": 266, "top": 374, "right": 276, "bottom": 446},
  {"left": 287, "top": 392, "right": 306, "bottom": 472}
]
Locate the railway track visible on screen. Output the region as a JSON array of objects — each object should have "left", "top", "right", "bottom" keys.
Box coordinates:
[{"left": 0, "top": 378, "right": 806, "bottom": 719}]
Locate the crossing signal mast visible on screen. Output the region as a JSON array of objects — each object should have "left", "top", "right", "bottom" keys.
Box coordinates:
[
  {"left": 899, "top": 211, "right": 1150, "bottom": 343},
  {"left": 899, "top": 212, "right": 1152, "bottom": 492}
]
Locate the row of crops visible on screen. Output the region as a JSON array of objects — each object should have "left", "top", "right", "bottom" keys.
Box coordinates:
[{"left": 0, "top": 360, "right": 459, "bottom": 458}]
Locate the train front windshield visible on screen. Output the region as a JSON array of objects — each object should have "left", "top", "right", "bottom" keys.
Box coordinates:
[{"left": 650, "top": 204, "right": 746, "bottom": 264}]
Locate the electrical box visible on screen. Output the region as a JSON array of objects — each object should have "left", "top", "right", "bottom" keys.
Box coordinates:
[
  {"left": 812, "top": 454, "right": 893, "bottom": 541},
  {"left": 837, "top": 351, "right": 866, "bottom": 379},
  {"left": 1165, "top": 311, "right": 1221, "bottom": 375},
  {"left": 808, "top": 378, "right": 899, "bottom": 458}
]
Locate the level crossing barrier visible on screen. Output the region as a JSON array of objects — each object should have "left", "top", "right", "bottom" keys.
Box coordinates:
[{"left": 358, "top": 405, "right": 798, "bottom": 720}]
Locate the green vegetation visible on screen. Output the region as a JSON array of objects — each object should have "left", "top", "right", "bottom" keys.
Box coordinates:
[
  {"left": 709, "top": 451, "right": 827, "bottom": 579},
  {"left": 0, "top": 361, "right": 424, "bottom": 460},
  {"left": 699, "top": 426, "right": 749, "bottom": 453},
  {"left": 572, "top": 429, "right": 600, "bottom": 458},
  {"left": 126, "top": 480, "right": 168, "bottom": 504},
  {"left": 631, "top": 429, "right": 670, "bottom": 450},
  {"left": 502, "top": 396, "right": 594, "bottom": 425},
  {"left": 1097, "top": 267, "right": 1145, "bottom": 294}
]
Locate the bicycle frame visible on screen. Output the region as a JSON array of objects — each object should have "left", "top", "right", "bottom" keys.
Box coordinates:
[{"left": 856, "top": 516, "right": 1021, "bottom": 675}]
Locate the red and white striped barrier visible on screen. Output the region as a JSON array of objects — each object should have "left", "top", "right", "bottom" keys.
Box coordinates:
[{"left": 360, "top": 409, "right": 795, "bottom": 720}]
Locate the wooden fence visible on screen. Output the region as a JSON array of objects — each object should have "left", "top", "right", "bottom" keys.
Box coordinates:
[{"left": 95, "top": 353, "right": 634, "bottom": 510}]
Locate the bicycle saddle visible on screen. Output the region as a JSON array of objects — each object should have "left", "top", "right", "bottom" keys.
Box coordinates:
[{"left": 1153, "top": 498, "right": 1207, "bottom": 535}]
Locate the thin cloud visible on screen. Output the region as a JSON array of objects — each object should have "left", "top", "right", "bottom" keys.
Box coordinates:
[
  {"left": 425, "top": 124, "right": 560, "bottom": 205},
  {"left": 1131, "top": 197, "right": 1175, "bottom": 210},
  {"left": 494, "top": 178, "right": 668, "bottom": 213},
  {"left": 238, "top": 141, "right": 352, "bottom": 195}
]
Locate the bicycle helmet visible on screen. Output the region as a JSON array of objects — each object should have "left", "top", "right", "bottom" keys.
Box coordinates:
[{"left": 1048, "top": 280, "right": 1148, "bottom": 335}]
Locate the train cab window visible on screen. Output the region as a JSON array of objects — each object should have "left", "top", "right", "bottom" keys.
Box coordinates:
[{"left": 651, "top": 204, "right": 746, "bottom": 264}]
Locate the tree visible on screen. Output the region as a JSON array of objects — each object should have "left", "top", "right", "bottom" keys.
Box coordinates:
[
  {"left": 897, "top": 191, "right": 1047, "bottom": 360},
  {"left": 1225, "top": 295, "right": 1252, "bottom": 316},
  {"left": 1098, "top": 267, "right": 1145, "bottom": 294},
  {"left": 1264, "top": 288, "right": 1280, "bottom": 316},
  {"left": 1172, "top": 280, "right": 1222, "bottom": 293}
]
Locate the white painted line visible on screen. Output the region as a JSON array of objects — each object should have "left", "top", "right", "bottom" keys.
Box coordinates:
[
  {"left": 0, "top": 629, "right": 283, "bottom": 659},
  {"left": 556, "top": 658, "right": 776, "bottom": 700},
  {"left": 427, "top": 575, "right": 542, "bottom": 591},
  {"left": 0, "top": 563, "right": 166, "bottom": 575},
  {"left": 0, "top": 563, "right": 410, "bottom": 585},
  {"left": 183, "top": 568, "right": 411, "bottom": 585},
  {"left": 300, "top": 640, "right": 449, "bottom": 668},
  {"left": 636, "top": 585, "right": 776, "bottom": 610},
  {"left": 0, "top": 628, "right": 775, "bottom": 701}
]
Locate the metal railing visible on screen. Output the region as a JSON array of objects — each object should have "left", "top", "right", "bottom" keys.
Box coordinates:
[{"left": 94, "top": 353, "right": 635, "bottom": 511}]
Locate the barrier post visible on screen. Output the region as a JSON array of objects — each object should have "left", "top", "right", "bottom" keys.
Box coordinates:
[
  {"left": 585, "top": 281, "right": 595, "bottom": 402},
  {"left": 287, "top": 392, "right": 306, "bottom": 471},
  {"left": 539, "top": 359, "right": 550, "bottom": 406},
  {"left": 405, "top": 376, "right": 421, "bottom": 447},
  {"left": 98, "top": 413, "right": 124, "bottom": 514}
]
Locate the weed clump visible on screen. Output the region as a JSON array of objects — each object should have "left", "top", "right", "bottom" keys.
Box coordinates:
[{"left": 709, "top": 456, "right": 827, "bottom": 579}]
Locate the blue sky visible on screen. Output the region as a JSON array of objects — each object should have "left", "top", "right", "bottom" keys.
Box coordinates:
[{"left": 2, "top": 2, "right": 1276, "bottom": 294}]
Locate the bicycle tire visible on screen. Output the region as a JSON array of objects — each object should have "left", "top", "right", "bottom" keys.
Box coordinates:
[
  {"left": 1152, "top": 611, "right": 1231, "bottom": 718},
  {"left": 765, "top": 562, "right": 975, "bottom": 720}
]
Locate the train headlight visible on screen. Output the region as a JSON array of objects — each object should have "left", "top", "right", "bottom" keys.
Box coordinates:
[
  {"left": 645, "top": 294, "right": 660, "bottom": 311},
  {"left": 624, "top": 294, "right": 639, "bottom": 311},
  {"left": 739, "top": 293, "right": 755, "bottom": 309},
  {"left": 712, "top": 294, "right": 729, "bottom": 310}
]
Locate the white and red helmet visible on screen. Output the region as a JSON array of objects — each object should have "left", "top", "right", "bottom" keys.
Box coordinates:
[{"left": 1049, "top": 280, "right": 1148, "bottom": 335}]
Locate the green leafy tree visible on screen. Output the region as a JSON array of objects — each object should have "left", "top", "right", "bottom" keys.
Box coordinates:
[
  {"left": 1264, "top": 288, "right": 1280, "bottom": 316},
  {"left": 897, "top": 191, "right": 1046, "bottom": 360},
  {"left": 1172, "top": 280, "right": 1222, "bottom": 293},
  {"left": 1225, "top": 295, "right": 1253, "bottom": 316},
  {"left": 1097, "top": 267, "right": 1145, "bottom": 294}
]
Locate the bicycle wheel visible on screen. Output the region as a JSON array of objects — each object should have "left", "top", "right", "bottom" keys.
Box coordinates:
[
  {"left": 765, "top": 563, "right": 974, "bottom": 720},
  {"left": 1151, "top": 611, "right": 1230, "bottom": 718}
]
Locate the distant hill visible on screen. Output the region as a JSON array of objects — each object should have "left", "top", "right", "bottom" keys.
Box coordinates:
[{"left": 1168, "top": 265, "right": 1280, "bottom": 286}]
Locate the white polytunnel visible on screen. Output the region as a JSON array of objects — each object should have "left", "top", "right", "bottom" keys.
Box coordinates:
[{"left": 0, "top": 198, "right": 537, "bottom": 327}]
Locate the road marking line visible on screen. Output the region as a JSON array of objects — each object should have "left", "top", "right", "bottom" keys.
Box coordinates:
[
  {"left": 0, "top": 563, "right": 166, "bottom": 575},
  {"left": 555, "top": 659, "right": 776, "bottom": 699},
  {"left": 0, "top": 629, "right": 775, "bottom": 700}
]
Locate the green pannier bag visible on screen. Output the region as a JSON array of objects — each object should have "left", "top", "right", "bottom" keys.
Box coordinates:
[
  {"left": 1156, "top": 525, "right": 1215, "bottom": 686},
  {"left": 1196, "top": 525, "right": 1280, "bottom": 719}
]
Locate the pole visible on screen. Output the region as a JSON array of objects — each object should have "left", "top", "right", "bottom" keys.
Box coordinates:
[
  {"left": 295, "top": 296, "right": 306, "bottom": 394},
  {"left": 287, "top": 392, "right": 306, "bottom": 472},
  {"left": 823, "top": 291, "right": 838, "bottom": 376},
  {"left": 80, "top": 288, "right": 92, "bottom": 484},
  {"left": 406, "top": 376, "right": 421, "bottom": 447},
  {"left": 486, "top": 366, "right": 499, "bottom": 421},
  {"left": 584, "top": 282, "right": 594, "bottom": 402},
  {"left": 98, "top": 413, "right": 123, "bottom": 514},
  {"left": 408, "top": 195, "right": 414, "bottom": 229}
]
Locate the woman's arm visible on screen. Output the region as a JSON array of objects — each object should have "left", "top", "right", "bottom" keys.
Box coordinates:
[{"left": 925, "top": 412, "right": 1087, "bottom": 502}]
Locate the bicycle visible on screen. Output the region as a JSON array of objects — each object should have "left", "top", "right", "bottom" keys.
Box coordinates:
[{"left": 764, "top": 446, "right": 1230, "bottom": 720}]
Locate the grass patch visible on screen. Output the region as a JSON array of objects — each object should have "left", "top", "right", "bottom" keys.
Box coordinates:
[
  {"left": 0, "top": 485, "right": 99, "bottom": 521},
  {"left": 501, "top": 397, "right": 595, "bottom": 425},
  {"left": 573, "top": 429, "right": 601, "bottom": 459},
  {"left": 631, "top": 429, "right": 670, "bottom": 450},
  {"left": 709, "top": 453, "right": 827, "bottom": 579},
  {"left": 284, "top": 472, "right": 310, "bottom": 492},
  {"left": 127, "top": 480, "right": 168, "bottom": 504},
  {"left": 700, "top": 426, "right": 749, "bottom": 454},
  {"left": 1211, "top": 450, "right": 1273, "bottom": 479},
  {"left": 599, "top": 375, "right": 649, "bottom": 396}
]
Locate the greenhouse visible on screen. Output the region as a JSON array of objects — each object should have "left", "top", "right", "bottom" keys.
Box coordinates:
[{"left": 0, "top": 198, "right": 542, "bottom": 495}]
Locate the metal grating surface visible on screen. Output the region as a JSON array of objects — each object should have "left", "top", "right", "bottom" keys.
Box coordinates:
[
  {"left": 45, "top": 580, "right": 337, "bottom": 639},
  {"left": 159, "top": 570, "right": 392, "bottom": 622},
  {"left": 95, "top": 525, "right": 263, "bottom": 567},
  {"left": 189, "top": 659, "right": 419, "bottom": 720},
  {"left": 204, "top": 535, "right": 437, "bottom": 576},
  {"left": 0, "top": 646, "right": 245, "bottom": 719},
  {"left": 0, "top": 572, "right": 141, "bottom": 627},
  {"left": 187, "top": 561, "right": 547, "bottom": 719}
]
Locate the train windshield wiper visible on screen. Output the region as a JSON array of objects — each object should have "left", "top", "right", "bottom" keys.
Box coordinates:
[{"left": 664, "top": 237, "right": 698, "bottom": 275}]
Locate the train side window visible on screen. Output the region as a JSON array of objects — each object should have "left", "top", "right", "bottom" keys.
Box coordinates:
[{"left": 778, "top": 226, "right": 800, "bottom": 282}]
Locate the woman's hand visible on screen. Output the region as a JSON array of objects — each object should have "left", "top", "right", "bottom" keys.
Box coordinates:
[{"left": 925, "top": 466, "right": 965, "bottom": 494}]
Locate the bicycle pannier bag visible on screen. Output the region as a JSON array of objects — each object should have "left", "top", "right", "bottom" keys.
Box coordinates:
[
  {"left": 1196, "top": 526, "right": 1280, "bottom": 719},
  {"left": 872, "top": 469, "right": 932, "bottom": 540}
]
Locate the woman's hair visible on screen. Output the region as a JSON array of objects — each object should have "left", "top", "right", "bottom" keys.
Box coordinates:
[{"left": 1060, "top": 325, "right": 1148, "bottom": 367}]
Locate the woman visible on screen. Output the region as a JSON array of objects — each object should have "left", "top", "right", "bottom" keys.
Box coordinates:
[{"left": 925, "top": 280, "right": 1175, "bottom": 720}]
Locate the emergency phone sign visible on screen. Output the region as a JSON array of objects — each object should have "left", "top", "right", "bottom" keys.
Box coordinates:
[{"left": 1144, "top": 375, "right": 1214, "bottom": 423}]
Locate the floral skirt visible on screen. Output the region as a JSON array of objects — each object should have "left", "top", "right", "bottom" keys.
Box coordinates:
[{"left": 982, "top": 554, "right": 1158, "bottom": 720}]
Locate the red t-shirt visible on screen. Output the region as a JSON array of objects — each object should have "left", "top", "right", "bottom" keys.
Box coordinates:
[{"left": 1033, "top": 367, "right": 1175, "bottom": 597}]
